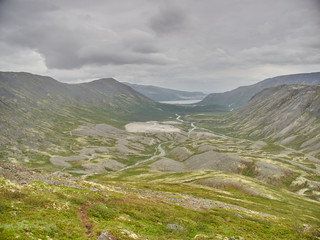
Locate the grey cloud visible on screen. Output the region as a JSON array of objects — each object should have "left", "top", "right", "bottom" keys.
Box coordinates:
[
  {"left": 149, "top": 5, "right": 188, "bottom": 35},
  {"left": 0, "top": 0, "right": 319, "bottom": 92},
  {"left": 0, "top": 0, "right": 171, "bottom": 69}
]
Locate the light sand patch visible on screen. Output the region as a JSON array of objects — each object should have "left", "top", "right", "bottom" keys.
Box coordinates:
[
  {"left": 125, "top": 121, "right": 181, "bottom": 133},
  {"left": 162, "top": 121, "right": 182, "bottom": 125}
]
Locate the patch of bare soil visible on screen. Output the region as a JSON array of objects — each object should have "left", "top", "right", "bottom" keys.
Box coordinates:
[{"left": 78, "top": 204, "right": 94, "bottom": 237}]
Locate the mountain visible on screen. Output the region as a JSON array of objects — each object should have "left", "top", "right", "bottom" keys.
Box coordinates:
[
  {"left": 124, "top": 82, "right": 206, "bottom": 101},
  {"left": 0, "top": 72, "right": 172, "bottom": 159},
  {"left": 198, "top": 72, "right": 320, "bottom": 109},
  {"left": 213, "top": 84, "right": 320, "bottom": 157},
  {"left": 0, "top": 72, "right": 156, "bottom": 107}
]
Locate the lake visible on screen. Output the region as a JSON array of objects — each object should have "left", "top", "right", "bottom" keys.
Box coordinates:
[{"left": 159, "top": 99, "right": 203, "bottom": 105}]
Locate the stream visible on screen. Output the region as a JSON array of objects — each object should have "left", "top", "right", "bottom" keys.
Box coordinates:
[
  {"left": 176, "top": 114, "right": 197, "bottom": 137},
  {"left": 119, "top": 142, "right": 168, "bottom": 171}
]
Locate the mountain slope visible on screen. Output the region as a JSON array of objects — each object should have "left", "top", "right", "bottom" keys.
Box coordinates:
[
  {"left": 211, "top": 84, "right": 320, "bottom": 157},
  {"left": 0, "top": 72, "right": 172, "bottom": 161},
  {"left": 124, "top": 82, "right": 206, "bottom": 101},
  {"left": 198, "top": 72, "right": 320, "bottom": 109}
]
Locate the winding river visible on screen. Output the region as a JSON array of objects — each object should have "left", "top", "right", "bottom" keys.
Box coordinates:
[{"left": 119, "top": 142, "right": 168, "bottom": 171}]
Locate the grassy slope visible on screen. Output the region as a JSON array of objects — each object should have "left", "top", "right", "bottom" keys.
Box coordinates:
[{"left": 1, "top": 163, "right": 320, "bottom": 240}]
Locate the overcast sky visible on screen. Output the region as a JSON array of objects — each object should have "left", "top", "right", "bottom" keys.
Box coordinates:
[{"left": 0, "top": 0, "right": 319, "bottom": 92}]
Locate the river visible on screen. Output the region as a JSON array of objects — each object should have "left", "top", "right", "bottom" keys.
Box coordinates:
[{"left": 119, "top": 142, "right": 168, "bottom": 171}]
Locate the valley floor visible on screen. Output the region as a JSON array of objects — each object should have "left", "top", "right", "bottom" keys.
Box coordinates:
[{"left": 1, "top": 114, "right": 320, "bottom": 239}]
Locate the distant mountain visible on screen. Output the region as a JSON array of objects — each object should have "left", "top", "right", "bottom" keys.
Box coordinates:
[
  {"left": 124, "top": 82, "right": 206, "bottom": 101},
  {"left": 198, "top": 72, "right": 320, "bottom": 109},
  {"left": 222, "top": 84, "right": 320, "bottom": 157}
]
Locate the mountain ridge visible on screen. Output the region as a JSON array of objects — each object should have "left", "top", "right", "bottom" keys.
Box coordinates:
[
  {"left": 201, "top": 84, "right": 320, "bottom": 158},
  {"left": 198, "top": 72, "right": 320, "bottom": 108}
]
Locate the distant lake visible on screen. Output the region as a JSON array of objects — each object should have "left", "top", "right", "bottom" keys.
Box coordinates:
[{"left": 160, "top": 99, "right": 203, "bottom": 105}]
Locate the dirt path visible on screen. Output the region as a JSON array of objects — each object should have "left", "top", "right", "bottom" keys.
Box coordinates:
[{"left": 78, "top": 204, "right": 94, "bottom": 237}]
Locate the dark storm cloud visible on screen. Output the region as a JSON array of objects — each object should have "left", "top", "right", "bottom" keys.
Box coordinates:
[{"left": 0, "top": 0, "right": 319, "bottom": 92}]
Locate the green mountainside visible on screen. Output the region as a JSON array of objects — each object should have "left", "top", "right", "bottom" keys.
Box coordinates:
[
  {"left": 198, "top": 72, "right": 320, "bottom": 109},
  {"left": 0, "top": 72, "right": 172, "bottom": 165}
]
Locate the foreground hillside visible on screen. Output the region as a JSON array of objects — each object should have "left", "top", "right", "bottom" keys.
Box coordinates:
[
  {"left": 1, "top": 160, "right": 320, "bottom": 240},
  {"left": 198, "top": 72, "right": 320, "bottom": 109}
]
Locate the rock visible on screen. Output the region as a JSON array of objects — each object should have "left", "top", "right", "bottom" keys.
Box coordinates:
[
  {"left": 239, "top": 237, "right": 244, "bottom": 240},
  {"left": 97, "top": 230, "right": 116, "bottom": 240},
  {"left": 18, "top": 180, "right": 27, "bottom": 185},
  {"left": 121, "top": 229, "right": 138, "bottom": 239},
  {"left": 215, "top": 234, "right": 223, "bottom": 239},
  {"left": 234, "top": 213, "right": 244, "bottom": 219},
  {"left": 228, "top": 237, "right": 235, "bottom": 240},
  {"left": 166, "top": 224, "right": 185, "bottom": 231},
  {"left": 193, "top": 234, "right": 208, "bottom": 239}
]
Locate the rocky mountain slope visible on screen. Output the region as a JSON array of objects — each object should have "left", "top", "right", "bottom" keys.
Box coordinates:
[
  {"left": 196, "top": 84, "right": 320, "bottom": 158},
  {"left": 198, "top": 72, "right": 320, "bottom": 109},
  {"left": 124, "top": 82, "right": 206, "bottom": 101}
]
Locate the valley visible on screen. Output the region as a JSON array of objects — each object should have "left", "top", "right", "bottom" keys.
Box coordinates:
[
  {"left": 2, "top": 112, "right": 319, "bottom": 239},
  {"left": 1, "top": 72, "right": 320, "bottom": 239}
]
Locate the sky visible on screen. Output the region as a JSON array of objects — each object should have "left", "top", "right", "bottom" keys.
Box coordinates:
[{"left": 0, "top": 0, "right": 319, "bottom": 93}]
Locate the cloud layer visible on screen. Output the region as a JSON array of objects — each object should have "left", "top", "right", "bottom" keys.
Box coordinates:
[{"left": 0, "top": 0, "right": 319, "bottom": 92}]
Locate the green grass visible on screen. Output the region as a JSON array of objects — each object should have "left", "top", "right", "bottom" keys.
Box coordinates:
[
  {"left": 88, "top": 167, "right": 320, "bottom": 239},
  {"left": 261, "top": 143, "right": 286, "bottom": 153},
  {"left": 1, "top": 159, "right": 320, "bottom": 240}
]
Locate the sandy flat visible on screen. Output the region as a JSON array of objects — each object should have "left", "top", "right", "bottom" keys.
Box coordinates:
[{"left": 125, "top": 121, "right": 181, "bottom": 133}]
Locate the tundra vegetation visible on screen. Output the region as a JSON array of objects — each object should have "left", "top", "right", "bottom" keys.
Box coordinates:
[{"left": 1, "top": 73, "right": 320, "bottom": 239}]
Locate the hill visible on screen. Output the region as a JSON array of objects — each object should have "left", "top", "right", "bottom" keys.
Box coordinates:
[
  {"left": 0, "top": 72, "right": 173, "bottom": 162},
  {"left": 194, "top": 84, "right": 320, "bottom": 158},
  {"left": 226, "top": 84, "right": 320, "bottom": 157},
  {"left": 124, "top": 82, "right": 206, "bottom": 101},
  {"left": 198, "top": 72, "right": 320, "bottom": 109}
]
